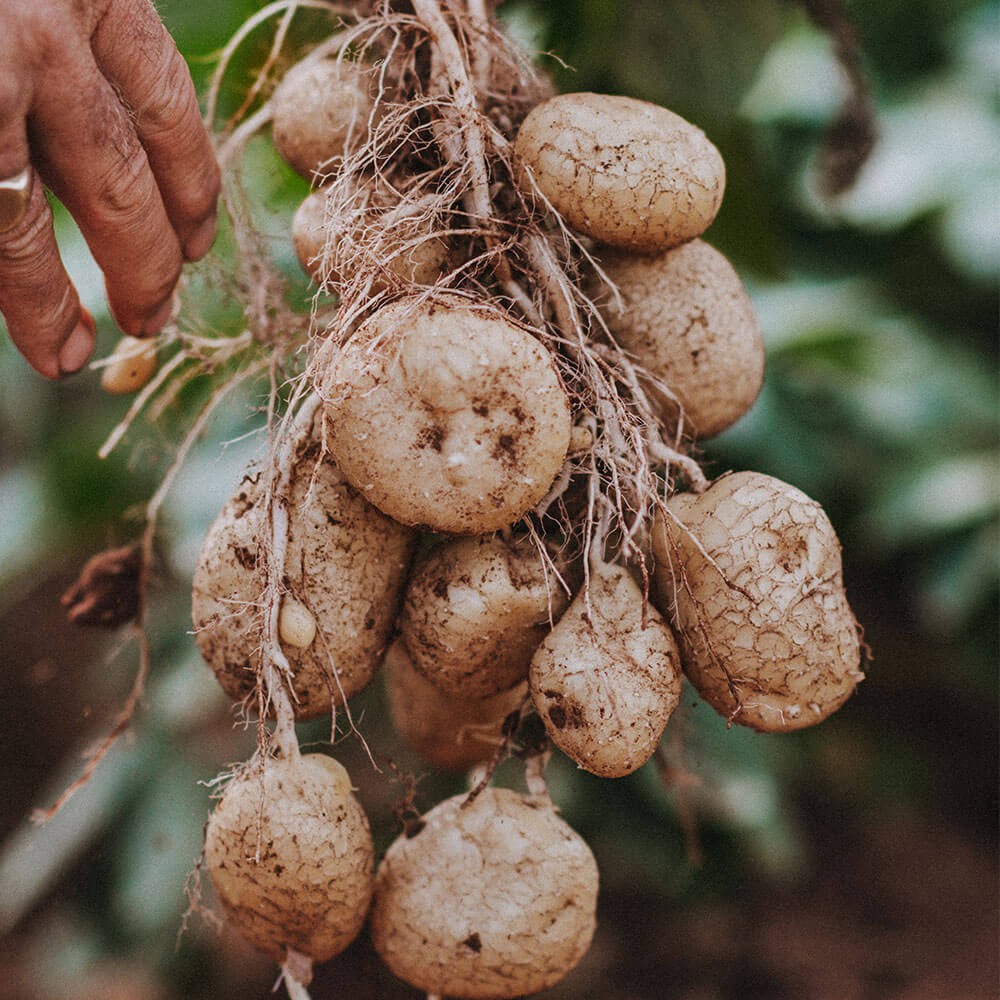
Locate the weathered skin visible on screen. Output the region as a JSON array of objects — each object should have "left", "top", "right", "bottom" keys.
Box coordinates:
[
  {"left": 384, "top": 641, "right": 526, "bottom": 772},
  {"left": 515, "top": 93, "right": 725, "bottom": 252},
  {"left": 370, "top": 787, "right": 598, "bottom": 999},
  {"left": 399, "top": 534, "right": 569, "bottom": 698},
  {"left": 599, "top": 239, "right": 765, "bottom": 439},
  {"left": 324, "top": 294, "right": 572, "bottom": 534},
  {"left": 191, "top": 437, "right": 415, "bottom": 719},
  {"left": 652, "top": 471, "right": 864, "bottom": 732},
  {"left": 272, "top": 58, "right": 374, "bottom": 179},
  {"left": 204, "top": 754, "right": 373, "bottom": 962},
  {"left": 530, "top": 562, "right": 682, "bottom": 777}
]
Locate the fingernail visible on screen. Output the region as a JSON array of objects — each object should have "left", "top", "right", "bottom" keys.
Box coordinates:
[
  {"left": 184, "top": 214, "right": 217, "bottom": 261},
  {"left": 58, "top": 310, "right": 96, "bottom": 376},
  {"left": 143, "top": 296, "right": 175, "bottom": 336}
]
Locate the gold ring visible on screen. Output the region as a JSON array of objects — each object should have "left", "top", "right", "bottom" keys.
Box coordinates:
[{"left": 0, "top": 167, "right": 32, "bottom": 234}]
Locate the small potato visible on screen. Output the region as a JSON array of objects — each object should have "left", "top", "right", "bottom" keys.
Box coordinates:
[
  {"left": 324, "top": 295, "right": 572, "bottom": 534},
  {"left": 384, "top": 641, "right": 525, "bottom": 772},
  {"left": 204, "top": 753, "right": 373, "bottom": 962},
  {"left": 290, "top": 188, "right": 328, "bottom": 280},
  {"left": 399, "top": 534, "right": 568, "bottom": 698},
  {"left": 515, "top": 92, "right": 725, "bottom": 252},
  {"left": 370, "top": 787, "right": 598, "bottom": 999},
  {"left": 599, "top": 240, "right": 765, "bottom": 438},
  {"left": 292, "top": 185, "right": 447, "bottom": 290},
  {"left": 192, "top": 433, "right": 415, "bottom": 718},
  {"left": 272, "top": 58, "right": 374, "bottom": 179},
  {"left": 651, "top": 471, "right": 864, "bottom": 732},
  {"left": 100, "top": 336, "right": 158, "bottom": 395},
  {"left": 530, "top": 562, "right": 682, "bottom": 778}
]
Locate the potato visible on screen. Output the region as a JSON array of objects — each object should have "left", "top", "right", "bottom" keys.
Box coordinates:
[
  {"left": 324, "top": 294, "right": 572, "bottom": 534},
  {"left": 530, "top": 562, "right": 682, "bottom": 777},
  {"left": 515, "top": 92, "right": 725, "bottom": 252},
  {"left": 651, "top": 471, "right": 864, "bottom": 732},
  {"left": 599, "top": 239, "right": 765, "bottom": 438},
  {"left": 370, "top": 787, "right": 598, "bottom": 999},
  {"left": 292, "top": 185, "right": 447, "bottom": 290},
  {"left": 384, "top": 641, "right": 525, "bottom": 772},
  {"left": 204, "top": 753, "right": 373, "bottom": 962},
  {"left": 100, "top": 336, "right": 158, "bottom": 395},
  {"left": 191, "top": 435, "right": 414, "bottom": 718},
  {"left": 399, "top": 534, "right": 568, "bottom": 698},
  {"left": 272, "top": 58, "right": 374, "bottom": 179}
]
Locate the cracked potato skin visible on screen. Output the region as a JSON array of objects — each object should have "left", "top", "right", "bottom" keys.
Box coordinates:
[
  {"left": 370, "top": 787, "right": 598, "bottom": 999},
  {"left": 530, "top": 562, "right": 682, "bottom": 778},
  {"left": 204, "top": 754, "right": 374, "bottom": 963},
  {"left": 599, "top": 239, "right": 765, "bottom": 439},
  {"left": 191, "top": 443, "right": 414, "bottom": 718},
  {"left": 324, "top": 295, "right": 572, "bottom": 534},
  {"left": 651, "top": 471, "right": 863, "bottom": 732},
  {"left": 515, "top": 93, "right": 725, "bottom": 252},
  {"left": 399, "top": 534, "right": 569, "bottom": 698}
]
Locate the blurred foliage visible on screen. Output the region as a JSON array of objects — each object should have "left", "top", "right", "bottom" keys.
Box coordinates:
[{"left": 0, "top": 1, "right": 996, "bottom": 997}]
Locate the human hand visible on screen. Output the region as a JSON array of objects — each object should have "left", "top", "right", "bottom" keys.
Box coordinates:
[{"left": 0, "top": 0, "right": 221, "bottom": 378}]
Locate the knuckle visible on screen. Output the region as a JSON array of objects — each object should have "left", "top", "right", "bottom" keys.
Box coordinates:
[
  {"left": 0, "top": 194, "right": 54, "bottom": 266},
  {"left": 94, "top": 145, "right": 150, "bottom": 218},
  {"left": 140, "top": 54, "right": 198, "bottom": 135},
  {"left": 175, "top": 163, "right": 221, "bottom": 226},
  {"left": 34, "top": 282, "right": 78, "bottom": 336}
]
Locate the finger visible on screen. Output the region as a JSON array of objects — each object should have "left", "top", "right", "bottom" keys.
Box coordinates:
[
  {"left": 0, "top": 106, "right": 93, "bottom": 378},
  {"left": 91, "top": 0, "right": 220, "bottom": 260},
  {"left": 27, "top": 41, "right": 184, "bottom": 337}
]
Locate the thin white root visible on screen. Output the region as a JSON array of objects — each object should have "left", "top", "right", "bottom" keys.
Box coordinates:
[
  {"left": 260, "top": 392, "right": 324, "bottom": 762},
  {"left": 525, "top": 750, "right": 552, "bottom": 805},
  {"left": 282, "top": 948, "right": 315, "bottom": 1000}
]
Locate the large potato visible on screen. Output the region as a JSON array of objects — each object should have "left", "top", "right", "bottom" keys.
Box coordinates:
[
  {"left": 191, "top": 435, "right": 415, "bottom": 718},
  {"left": 652, "top": 471, "right": 864, "bottom": 732},
  {"left": 599, "top": 239, "right": 765, "bottom": 438},
  {"left": 272, "top": 58, "right": 374, "bottom": 179},
  {"left": 399, "top": 534, "right": 568, "bottom": 698},
  {"left": 324, "top": 295, "right": 572, "bottom": 534},
  {"left": 370, "top": 787, "right": 598, "bottom": 999},
  {"left": 384, "top": 641, "right": 526, "bottom": 772},
  {"left": 530, "top": 562, "right": 682, "bottom": 777},
  {"left": 204, "top": 753, "right": 373, "bottom": 962},
  {"left": 515, "top": 92, "right": 725, "bottom": 252}
]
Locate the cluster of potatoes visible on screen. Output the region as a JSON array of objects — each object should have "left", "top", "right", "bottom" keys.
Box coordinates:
[{"left": 189, "top": 38, "right": 864, "bottom": 1000}]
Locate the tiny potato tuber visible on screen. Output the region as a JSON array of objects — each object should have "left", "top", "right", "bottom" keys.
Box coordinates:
[
  {"left": 100, "top": 336, "right": 158, "bottom": 395},
  {"left": 324, "top": 294, "right": 572, "bottom": 534},
  {"left": 652, "top": 471, "right": 864, "bottom": 731},
  {"left": 370, "top": 787, "right": 598, "bottom": 999},
  {"left": 515, "top": 92, "right": 725, "bottom": 252},
  {"left": 204, "top": 753, "right": 373, "bottom": 963}
]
